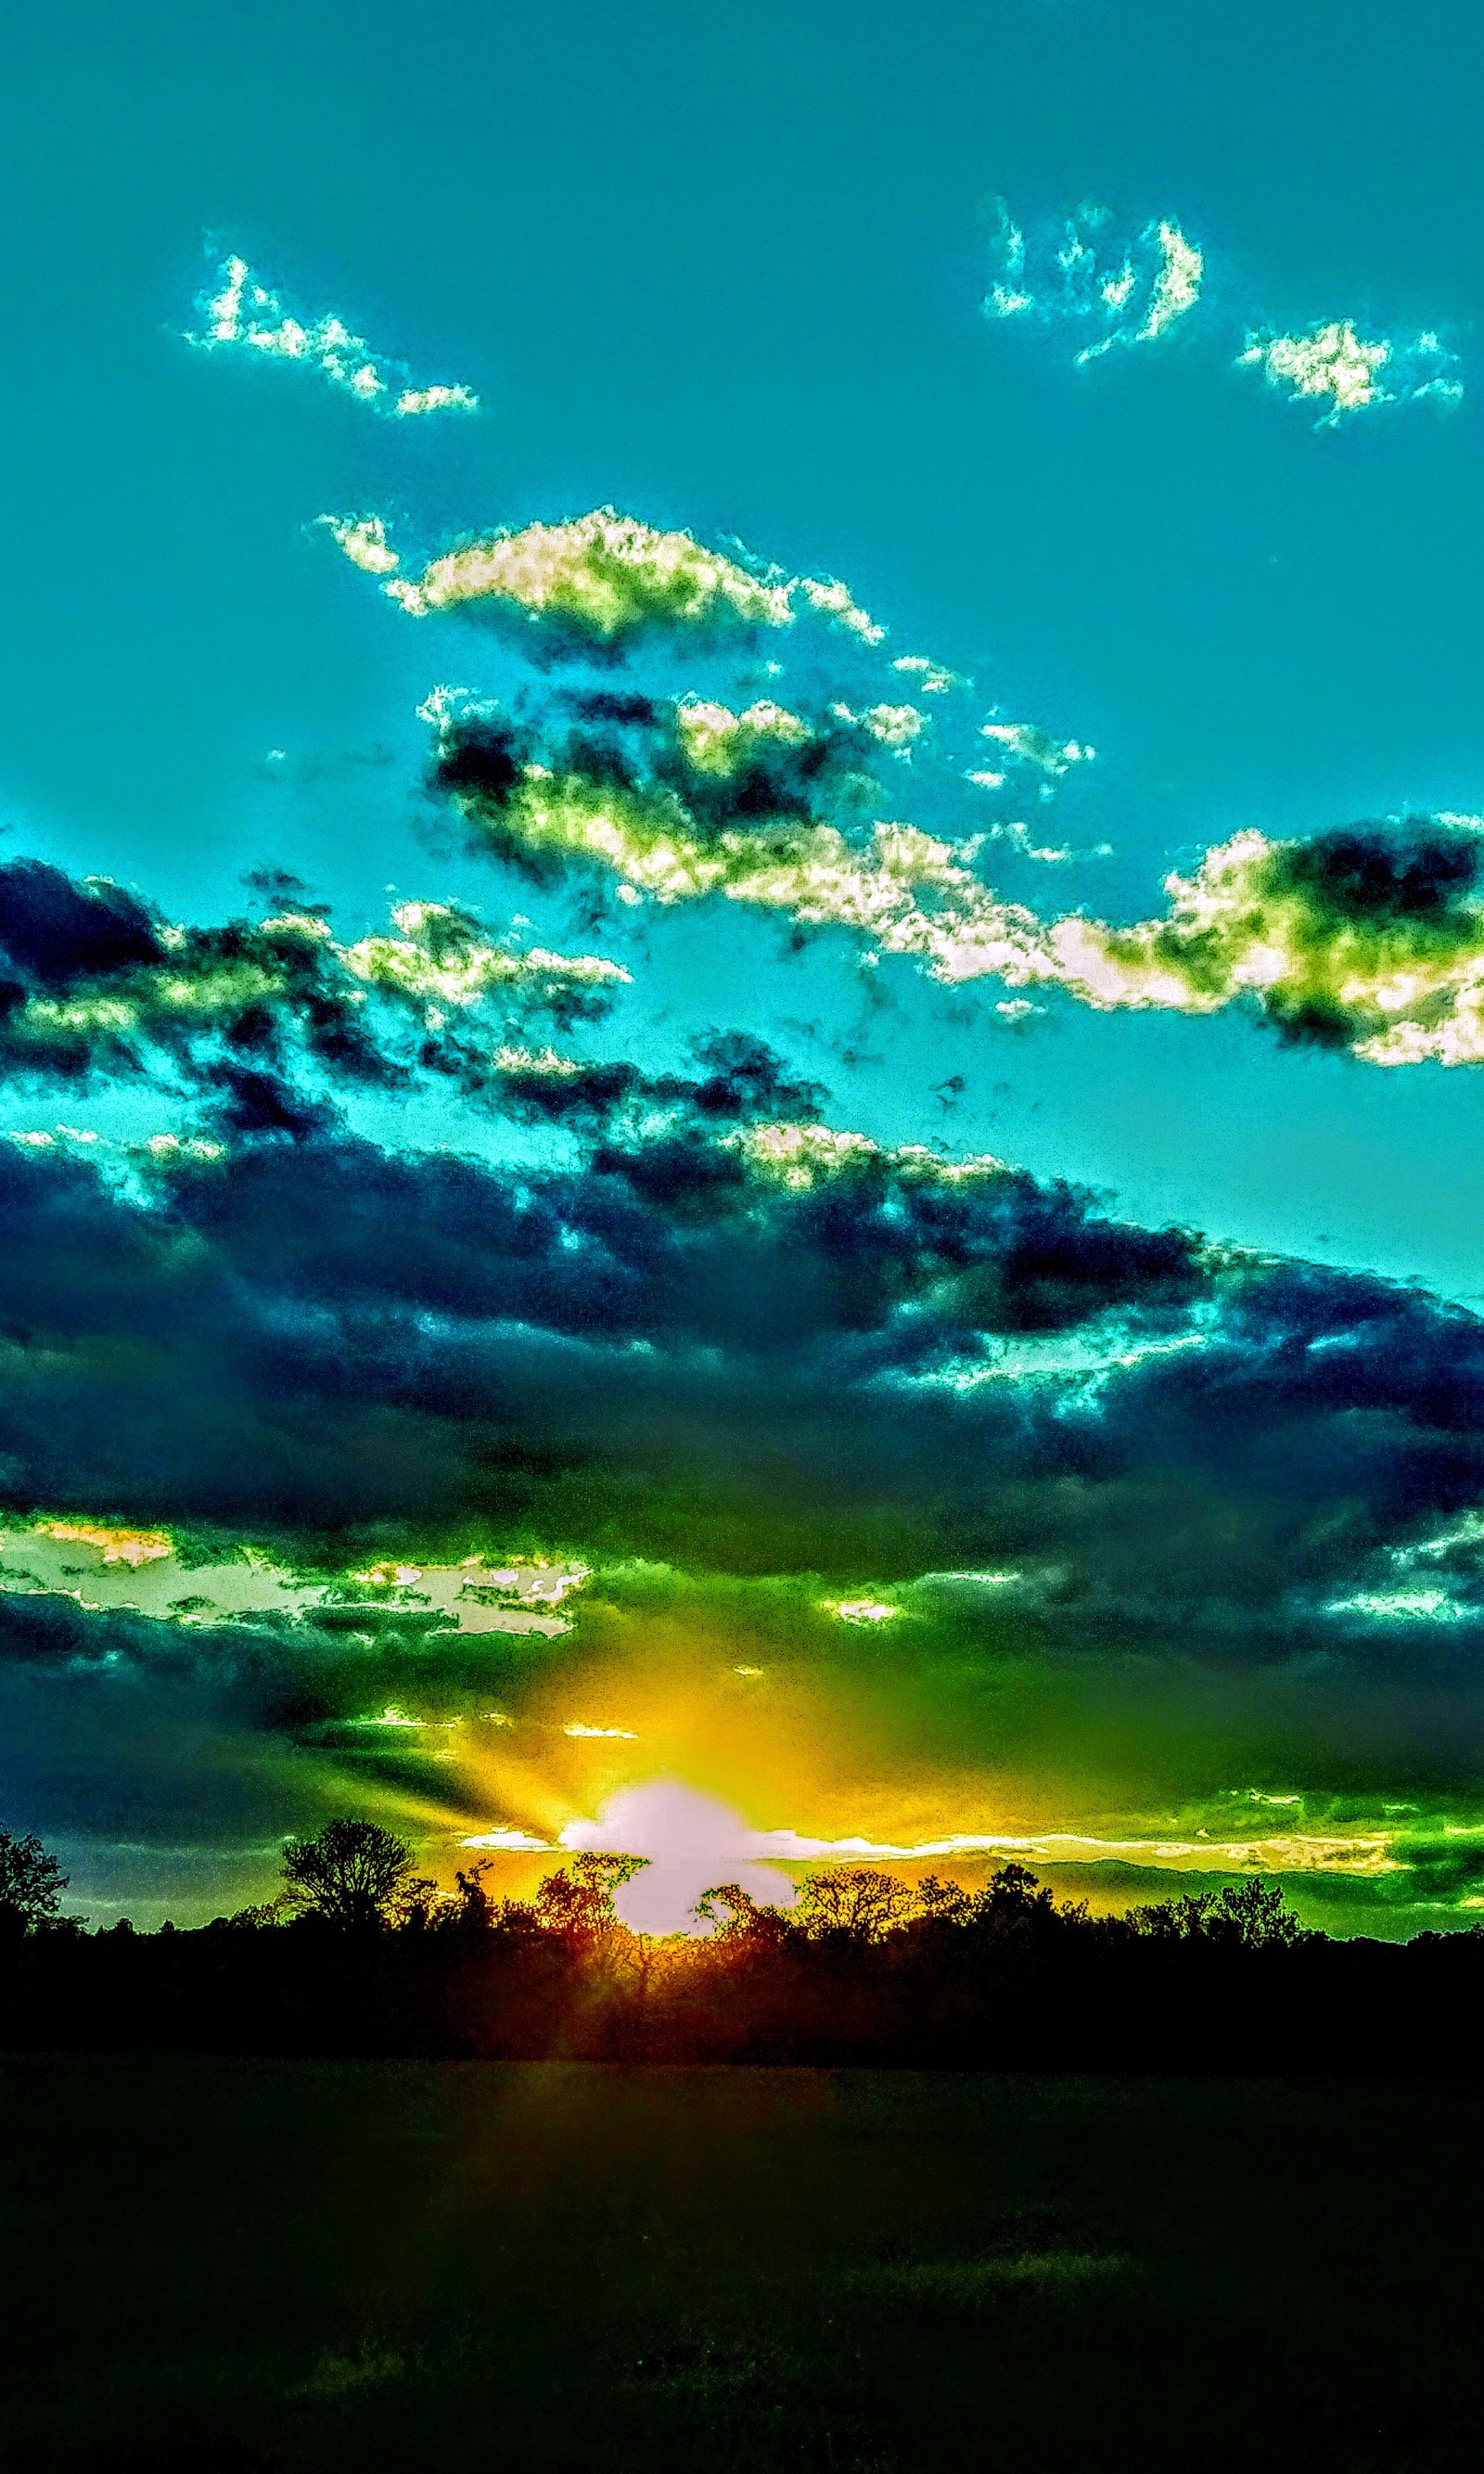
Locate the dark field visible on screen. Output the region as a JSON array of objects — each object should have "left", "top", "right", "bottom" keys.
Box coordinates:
[{"left": 1, "top": 2056, "right": 1479, "bottom": 2472}]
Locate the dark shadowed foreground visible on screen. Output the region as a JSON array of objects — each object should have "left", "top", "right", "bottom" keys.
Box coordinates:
[{"left": 0, "top": 2054, "right": 1480, "bottom": 2473}]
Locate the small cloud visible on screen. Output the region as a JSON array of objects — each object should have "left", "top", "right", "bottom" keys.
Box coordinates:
[
  {"left": 827, "top": 1597, "right": 899, "bottom": 1623},
  {"left": 459, "top": 1825, "right": 551, "bottom": 1851},
  {"left": 186, "top": 252, "right": 480, "bottom": 419},
  {"left": 983, "top": 202, "right": 1204, "bottom": 362},
  {"left": 891, "top": 655, "right": 961, "bottom": 695},
  {"left": 1326, "top": 1587, "right": 1474, "bottom": 1624},
  {"left": 563, "top": 1723, "right": 638, "bottom": 1738},
  {"left": 1138, "top": 221, "right": 1205, "bottom": 342},
  {"left": 1236, "top": 319, "right": 1462, "bottom": 426},
  {"left": 830, "top": 699, "right": 928, "bottom": 750},
  {"left": 979, "top": 723, "right": 1094, "bottom": 778},
  {"left": 316, "top": 514, "right": 400, "bottom": 576},
  {"left": 393, "top": 384, "right": 480, "bottom": 419}
]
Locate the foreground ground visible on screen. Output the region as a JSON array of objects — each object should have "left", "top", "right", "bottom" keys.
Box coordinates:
[{"left": 0, "top": 2055, "right": 1478, "bottom": 2472}]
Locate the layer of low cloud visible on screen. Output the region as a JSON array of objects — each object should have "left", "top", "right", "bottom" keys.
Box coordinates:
[{"left": 187, "top": 252, "right": 479, "bottom": 417}]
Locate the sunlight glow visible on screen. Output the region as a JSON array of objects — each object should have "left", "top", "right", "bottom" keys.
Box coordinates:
[{"left": 559, "top": 1781, "right": 798, "bottom": 1935}]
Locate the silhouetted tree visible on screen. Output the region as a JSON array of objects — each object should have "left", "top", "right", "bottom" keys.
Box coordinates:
[
  {"left": 443, "top": 1859, "right": 496, "bottom": 1932},
  {"left": 280, "top": 1818, "right": 421, "bottom": 1929},
  {"left": 532, "top": 1853, "right": 646, "bottom": 1940},
  {"left": 1130, "top": 1877, "right": 1311, "bottom": 1950},
  {"left": 0, "top": 1825, "right": 69, "bottom": 1936},
  {"left": 693, "top": 1883, "right": 792, "bottom": 1944},
  {"left": 800, "top": 1866, "right": 915, "bottom": 1939},
  {"left": 915, "top": 1874, "right": 973, "bottom": 1924}
]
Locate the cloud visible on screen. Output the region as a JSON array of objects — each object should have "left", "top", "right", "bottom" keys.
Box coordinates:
[
  {"left": 316, "top": 514, "right": 401, "bottom": 576},
  {"left": 187, "top": 252, "right": 480, "bottom": 417},
  {"left": 982, "top": 202, "right": 1204, "bottom": 362},
  {"left": 5, "top": 1011, "right": 1484, "bottom": 1644},
  {"left": 11, "top": 1046, "right": 1484, "bottom": 1919},
  {"left": 1039, "top": 817, "right": 1484, "bottom": 1063},
  {"left": 0, "top": 1525, "right": 585, "bottom": 1639},
  {"left": 979, "top": 723, "right": 1095, "bottom": 778},
  {"left": 424, "top": 686, "right": 1062, "bottom": 970},
  {"left": 324, "top": 506, "right": 882, "bottom": 658},
  {"left": 0, "top": 859, "right": 625, "bottom": 1096},
  {"left": 1236, "top": 320, "right": 1463, "bottom": 425},
  {"left": 982, "top": 206, "right": 1464, "bottom": 436},
  {"left": 892, "top": 656, "right": 961, "bottom": 696},
  {"left": 19, "top": 403, "right": 1484, "bottom": 1923},
  {"left": 426, "top": 701, "right": 1484, "bottom": 1066}
]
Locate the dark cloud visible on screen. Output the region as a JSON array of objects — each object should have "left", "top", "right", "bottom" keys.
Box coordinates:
[
  {"left": 0, "top": 860, "right": 166, "bottom": 993},
  {"left": 8, "top": 851, "right": 1484, "bottom": 1905},
  {"left": 0, "top": 856, "right": 621, "bottom": 1096},
  {"left": 1271, "top": 819, "right": 1484, "bottom": 935},
  {"left": 428, "top": 690, "right": 877, "bottom": 868},
  {"left": 1, "top": 1043, "right": 1483, "bottom": 1644}
]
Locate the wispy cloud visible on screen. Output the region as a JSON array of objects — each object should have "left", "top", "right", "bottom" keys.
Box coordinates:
[
  {"left": 187, "top": 252, "right": 480, "bottom": 418},
  {"left": 982, "top": 201, "right": 1205, "bottom": 363},
  {"left": 983, "top": 204, "right": 1465, "bottom": 432},
  {"left": 1236, "top": 318, "right": 1463, "bottom": 426}
]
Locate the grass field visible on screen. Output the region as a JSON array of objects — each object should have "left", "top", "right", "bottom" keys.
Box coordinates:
[{"left": 1, "top": 2054, "right": 1479, "bottom": 2471}]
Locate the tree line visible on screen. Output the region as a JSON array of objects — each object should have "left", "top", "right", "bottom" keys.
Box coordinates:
[{"left": 3, "top": 1818, "right": 1479, "bottom": 2071}]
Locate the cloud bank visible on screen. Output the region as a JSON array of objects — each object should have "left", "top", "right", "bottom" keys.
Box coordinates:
[{"left": 8, "top": 911, "right": 1484, "bottom": 1925}]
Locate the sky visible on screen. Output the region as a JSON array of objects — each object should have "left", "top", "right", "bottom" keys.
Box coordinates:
[{"left": 5, "top": 0, "right": 1484, "bottom": 1935}]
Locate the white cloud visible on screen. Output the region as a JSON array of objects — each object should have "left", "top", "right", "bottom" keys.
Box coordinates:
[
  {"left": 393, "top": 383, "right": 480, "bottom": 418},
  {"left": 546, "top": 1780, "right": 1402, "bottom": 1923},
  {"left": 187, "top": 253, "right": 480, "bottom": 418},
  {"left": 1139, "top": 221, "right": 1205, "bottom": 341},
  {"left": 0, "top": 1526, "right": 589, "bottom": 1637},
  {"left": 315, "top": 514, "right": 400, "bottom": 576},
  {"left": 891, "top": 655, "right": 961, "bottom": 695},
  {"left": 345, "top": 507, "right": 882, "bottom": 651},
  {"left": 831, "top": 699, "right": 928, "bottom": 750},
  {"left": 979, "top": 722, "right": 1094, "bottom": 776},
  {"left": 1237, "top": 318, "right": 1463, "bottom": 426},
  {"left": 983, "top": 202, "right": 1204, "bottom": 361}
]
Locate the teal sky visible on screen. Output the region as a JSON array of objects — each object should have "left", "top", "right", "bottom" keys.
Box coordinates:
[
  {"left": 5, "top": 0, "right": 1484, "bottom": 1289},
  {"left": 11, "top": 0, "right": 1484, "bottom": 1938}
]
